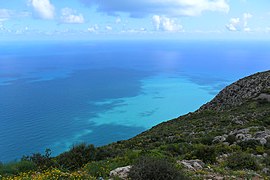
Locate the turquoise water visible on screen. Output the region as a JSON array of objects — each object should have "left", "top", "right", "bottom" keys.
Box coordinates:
[{"left": 0, "top": 40, "right": 270, "bottom": 162}]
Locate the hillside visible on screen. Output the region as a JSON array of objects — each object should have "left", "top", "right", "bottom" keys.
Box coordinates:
[{"left": 1, "top": 71, "right": 270, "bottom": 179}]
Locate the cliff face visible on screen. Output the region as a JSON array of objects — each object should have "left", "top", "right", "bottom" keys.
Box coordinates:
[{"left": 199, "top": 71, "right": 270, "bottom": 111}]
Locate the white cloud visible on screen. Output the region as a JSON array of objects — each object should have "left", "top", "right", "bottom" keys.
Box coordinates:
[
  {"left": 29, "top": 0, "right": 55, "bottom": 19},
  {"left": 80, "top": 0, "right": 230, "bottom": 17},
  {"left": 0, "top": 9, "right": 13, "bottom": 21},
  {"left": 60, "top": 8, "right": 85, "bottom": 24},
  {"left": 226, "top": 18, "right": 240, "bottom": 31},
  {"left": 0, "top": 9, "right": 12, "bottom": 18},
  {"left": 0, "top": 22, "right": 4, "bottom": 30},
  {"left": 226, "top": 13, "right": 252, "bottom": 32},
  {"left": 14, "top": 26, "right": 30, "bottom": 35},
  {"left": 106, "top": 25, "right": 112, "bottom": 31},
  {"left": 116, "top": 17, "right": 121, "bottom": 24},
  {"left": 152, "top": 15, "right": 183, "bottom": 32},
  {"left": 121, "top": 27, "right": 147, "bottom": 33},
  {"left": 243, "top": 13, "right": 252, "bottom": 28},
  {"left": 0, "top": 9, "right": 31, "bottom": 22},
  {"left": 88, "top": 24, "right": 99, "bottom": 32}
]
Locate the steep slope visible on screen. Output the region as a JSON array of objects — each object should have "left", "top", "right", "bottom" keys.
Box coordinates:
[{"left": 199, "top": 70, "right": 270, "bottom": 111}]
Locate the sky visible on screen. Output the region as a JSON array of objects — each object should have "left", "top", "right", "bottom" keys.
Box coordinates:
[{"left": 0, "top": 0, "right": 270, "bottom": 40}]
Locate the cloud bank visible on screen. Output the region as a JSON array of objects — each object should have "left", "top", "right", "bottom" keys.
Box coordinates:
[
  {"left": 80, "top": 0, "right": 230, "bottom": 17},
  {"left": 226, "top": 13, "right": 252, "bottom": 32},
  {"left": 0, "top": 9, "right": 13, "bottom": 21},
  {"left": 29, "top": 0, "right": 55, "bottom": 20},
  {"left": 152, "top": 15, "right": 183, "bottom": 32},
  {"left": 60, "top": 8, "right": 85, "bottom": 24}
]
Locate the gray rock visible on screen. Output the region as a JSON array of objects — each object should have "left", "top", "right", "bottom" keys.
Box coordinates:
[
  {"left": 109, "top": 165, "right": 132, "bottom": 180},
  {"left": 259, "top": 138, "right": 267, "bottom": 145},
  {"left": 262, "top": 168, "right": 269, "bottom": 174},
  {"left": 255, "top": 131, "right": 270, "bottom": 138},
  {"left": 199, "top": 71, "right": 270, "bottom": 111},
  {"left": 255, "top": 93, "right": 270, "bottom": 102},
  {"left": 178, "top": 159, "right": 205, "bottom": 171},
  {"left": 237, "top": 128, "right": 250, "bottom": 134},
  {"left": 235, "top": 120, "right": 244, "bottom": 125},
  {"left": 236, "top": 133, "right": 252, "bottom": 141},
  {"left": 213, "top": 136, "right": 226, "bottom": 143},
  {"left": 180, "top": 161, "right": 195, "bottom": 171},
  {"left": 236, "top": 134, "right": 246, "bottom": 140}
]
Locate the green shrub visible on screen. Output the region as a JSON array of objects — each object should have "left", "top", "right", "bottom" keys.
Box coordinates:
[
  {"left": 83, "top": 161, "right": 111, "bottom": 178},
  {"left": 265, "top": 137, "right": 270, "bottom": 149},
  {"left": 56, "top": 143, "right": 96, "bottom": 170},
  {"left": 261, "top": 117, "right": 270, "bottom": 127},
  {"left": 128, "top": 156, "right": 189, "bottom": 180},
  {"left": 255, "top": 146, "right": 265, "bottom": 154},
  {"left": 0, "top": 161, "right": 36, "bottom": 176},
  {"left": 192, "top": 144, "right": 216, "bottom": 163},
  {"left": 200, "top": 135, "right": 214, "bottom": 145},
  {"left": 226, "top": 152, "right": 258, "bottom": 170},
  {"left": 164, "top": 144, "right": 182, "bottom": 156},
  {"left": 226, "top": 135, "right": 237, "bottom": 145},
  {"left": 237, "top": 139, "right": 260, "bottom": 150},
  {"left": 22, "top": 148, "right": 54, "bottom": 170},
  {"left": 84, "top": 155, "right": 134, "bottom": 178},
  {"left": 123, "top": 150, "right": 140, "bottom": 164},
  {"left": 139, "top": 149, "right": 166, "bottom": 159},
  {"left": 263, "top": 156, "right": 270, "bottom": 167}
]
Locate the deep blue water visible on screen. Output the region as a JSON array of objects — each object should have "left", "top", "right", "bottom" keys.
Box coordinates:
[{"left": 0, "top": 40, "right": 270, "bottom": 162}]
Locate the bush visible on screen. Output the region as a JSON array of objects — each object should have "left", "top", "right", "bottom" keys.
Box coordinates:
[
  {"left": 0, "top": 161, "right": 36, "bottom": 176},
  {"left": 6, "top": 168, "right": 95, "bottom": 179},
  {"left": 226, "top": 152, "right": 258, "bottom": 170},
  {"left": 128, "top": 156, "right": 189, "bottom": 180},
  {"left": 83, "top": 161, "right": 112, "bottom": 178},
  {"left": 200, "top": 135, "right": 214, "bottom": 145},
  {"left": 192, "top": 144, "right": 216, "bottom": 163},
  {"left": 237, "top": 139, "right": 260, "bottom": 150},
  {"left": 22, "top": 148, "right": 54, "bottom": 170},
  {"left": 226, "top": 135, "right": 237, "bottom": 145},
  {"left": 56, "top": 143, "right": 96, "bottom": 170},
  {"left": 265, "top": 137, "right": 270, "bottom": 149},
  {"left": 263, "top": 156, "right": 270, "bottom": 168}
]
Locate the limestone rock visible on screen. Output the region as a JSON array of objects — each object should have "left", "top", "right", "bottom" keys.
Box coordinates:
[
  {"left": 259, "top": 138, "right": 267, "bottom": 145},
  {"left": 213, "top": 136, "right": 226, "bottom": 143},
  {"left": 178, "top": 159, "right": 205, "bottom": 171},
  {"left": 262, "top": 168, "right": 269, "bottom": 174},
  {"left": 109, "top": 165, "right": 132, "bottom": 180},
  {"left": 199, "top": 71, "right": 270, "bottom": 111}
]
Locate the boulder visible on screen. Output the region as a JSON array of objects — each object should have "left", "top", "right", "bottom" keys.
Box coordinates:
[
  {"left": 259, "top": 138, "right": 267, "bottom": 145},
  {"left": 213, "top": 136, "right": 226, "bottom": 143},
  {"left": 109, "top": 165, "right": 132, "bottom": 180},
  {"left": 178, "top": 159, "right": 205, "bottom": 171},
  {"left": 262, "top": 168, "right": 269, "bottom": 174},
  {"left": 236, "top": 133, "right": 252, "bottom": 141},
  {"left": 236, "top": 134, "right": 246, "bottom": 140},
  {"left": 254, "top": 130, "right": 270, "bottom": 139},
  {"left": 255, "top": 93, "right": 270, "bottom": 102}
]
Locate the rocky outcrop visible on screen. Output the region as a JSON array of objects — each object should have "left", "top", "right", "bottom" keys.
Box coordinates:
[
  {"left": 178, "top": 159, "right": 205, "bottom": 171},
  {"left": 213, "top": 127, "right": 270, "bottom": 145},
  {"left": 199, "top": 71, "right": 270, "bottom": 111},
  {"left": 109, "top": 165, "right": 131, "bottom": 180}
]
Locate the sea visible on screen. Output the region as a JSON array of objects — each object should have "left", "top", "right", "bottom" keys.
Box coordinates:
[{"left": 0, "top": 40, "right": 270, "bottom": 162}]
